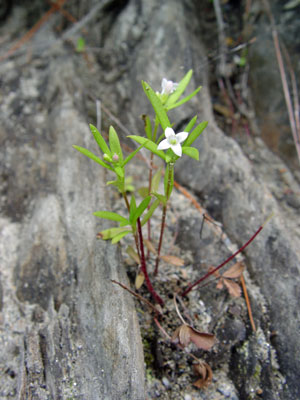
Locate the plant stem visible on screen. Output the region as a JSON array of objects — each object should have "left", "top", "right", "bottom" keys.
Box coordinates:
[
  {"left": 154, "top": 162, "right": 174, "bottom": 275},
  {"left": 137, "top": 218, "right": 164, "bottom": 305},
  {"left": 181, "top": 224, "right": 264, "bottom": 297},
  {"left": 123, "top": 192, "right": 140, "bottom": 260},
  {"left": 146, "top": 152, "right": 154, "bottom": 258}
]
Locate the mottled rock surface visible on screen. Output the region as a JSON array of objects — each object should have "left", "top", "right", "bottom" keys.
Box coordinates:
[{"left": 1, "top": 0, "right": 300, "bottom": 399}]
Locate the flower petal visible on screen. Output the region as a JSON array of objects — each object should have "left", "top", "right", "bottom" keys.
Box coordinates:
[
  {"left": 176, "top": 131, "right": 189, "bottom": 143},
  {"left": 157, "top": 138, "right": 171, "bottom": 150},
  {"left": 165, "top": 127, "right": 175, "bottom": 138},
  {"left": 171, "top": 142, "right": 182, "bottom": 157},
  {"left": 161, "top": 78, "right": 168, "bottom": 93}
]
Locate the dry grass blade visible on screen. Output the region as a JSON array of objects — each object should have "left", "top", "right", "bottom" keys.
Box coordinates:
[{"left": 160, "top": 254, "right": 185, "bottom": 266}]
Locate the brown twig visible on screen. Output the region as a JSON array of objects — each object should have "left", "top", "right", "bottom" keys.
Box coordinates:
[
  {"left": 263, "top": 0, "right": 300, "bottom": 164},
  {"left": 240, "top": 274, "right": 256, "bottom": 331},
  {"left": 111, "top": 280, "right": 162, "bottom": 316},
  {"left": 0, "top": 0, "right": 67, "bottom": 62}
]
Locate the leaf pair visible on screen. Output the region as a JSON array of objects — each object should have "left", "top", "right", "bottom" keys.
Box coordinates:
[{"left": 214, "top": 262, "right": 244, "bottom": 298}]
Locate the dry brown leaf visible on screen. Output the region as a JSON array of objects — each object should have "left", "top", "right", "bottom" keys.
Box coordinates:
[
  {"left": 189, "top": 327, "right": 215, "bottom": 351},
  {"left": 216, "top": 279, "right": 224, "bottom": 290},
  {"left": 135, "top": 272, "right": 145, "bottom": 289},
  {"left": 193, "top": 361, "right": 213, "bottom": 389},
  {"left": 144, "top": 239, "right": 157, "bottom": 255},
  {"left": 126, "top": 245, "right": 140, "bottom": 264},
  {"left": 171, "top": 325, "right": 215, "bottom": 350},
  {"left": 161, "top": 255, "right": 185, "bottom": 267},
  {"left": 223, "top": 278, "right": 242, "bottom": 297},
  {"left": 222, "top": 261, "right": 244, "bottom": 279}
]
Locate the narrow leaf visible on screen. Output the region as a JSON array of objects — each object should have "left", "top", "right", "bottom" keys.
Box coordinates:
[
  {"left": 166, "top": 86, "right": 202, "bottom": 111},
  {"left": 109, "top": 126, "right": 123, "bottom": 161},
  {"left": 111, "top": 230, "right": 131, "bottom": 244},
  {"left": 132, "top": 196, "right": 152, "bottom": 226},
  {"left": 141, "top": 81, "right": 171, "bottom": 131},
  {"left": 142, "top": 114, "right": 153, "bottom": 140},
  {"left": 184, "top": 121, "right": 208, "bottom": 147},
  {"left": 97, "top": 226, "right": 131, "bottom": 240},
  {"left": 137, "top": 186, "right": 149, "bottom": 198},
  {"left": 165, "top": 69, "right": 193, "bottom": 107},
  {"left": 184, "top": 115, "right": 197, "bottom": 132},
  {"left": 182, "top": 146, "right": 199, "bottom": 160},
  {"left": 89, "top": 124, "right": 111, "bottom": 155},
  {"left": 141, "top": 198, "right": 160, "bottom": 226},
  {"left": 151, "top": 167, "right": 163, "bottom": 193},
  {"left": 115, "top": 166, "right": 124, "bottom": 178},
  {"left": 128, "top": 136, "right": 166, "bottom": 160},
  {"left": 93, "top": 211, "right": 129, "bottom": 225},
  {"left": 129, "top": 194, "right": 137, "bottom": 223},
  {"left": 121, "top": 143, "right": 145, "bottom": 167},
  {"left": 151, "top": 192, "right": 167, "bottom": 206},
  {"left": 73, "top": 145, "right": 113, "bottom": 171}
]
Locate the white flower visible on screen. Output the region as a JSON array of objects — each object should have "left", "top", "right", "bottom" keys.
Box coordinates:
[
  {"left": 157, "top": 127, "right": 188, "bottom": 157},
  {"left": 161, "top": 78, "right": 178, "bottom": 95}
]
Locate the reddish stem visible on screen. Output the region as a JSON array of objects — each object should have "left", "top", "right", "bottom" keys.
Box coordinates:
[
  {"left": 137, "top": 218, "right": 164, "bottom": 305},
  {"left": 181, "top": 225, "right": 263, "bottom": 297}
]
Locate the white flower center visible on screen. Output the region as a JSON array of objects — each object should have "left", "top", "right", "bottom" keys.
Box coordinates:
[{"left": 168, "top": 136, "right": 178, "bottom": 145}]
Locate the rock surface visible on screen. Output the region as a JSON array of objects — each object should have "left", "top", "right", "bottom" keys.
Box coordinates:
[{"left": 0, "top": 0, "right": 300, "bottom": 399}]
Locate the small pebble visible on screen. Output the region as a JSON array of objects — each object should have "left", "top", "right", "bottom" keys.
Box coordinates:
[{"left": 162, "top": 376, "right": 170, "bottom": 389}]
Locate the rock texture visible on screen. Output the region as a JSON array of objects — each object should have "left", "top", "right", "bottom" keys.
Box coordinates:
[
  {"left": 0, "top": 28, "right": 145, "bottom": 400},
  {"left": 1, "top": 0, "right": 300, "bottom": 399}
]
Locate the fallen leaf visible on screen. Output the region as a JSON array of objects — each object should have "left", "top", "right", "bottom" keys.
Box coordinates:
[
  {"left": 135, "top": 272, "right": 145, "bottom": 289},
  {"left": 171, "top": 324, "right": 215, "bottom": 350},
  {"left": 161, "top": 255, "right": 185, "bottom": 267},
  {"left": 189, "top": 327, "right": 215, "bottom": 351},
  {"left": 126, "top": 245, "right": 140, "bottom": 264},
  {"left": 144, "top": 239, "right": 157, "bottom": 255},
  {"left": 193, "top": 361, "right": 213, "bottom": 388},
  {"left": 223, "top": 278, "right": 241, "bottom": 297},
  {"left": 222, "top": 261, "right": 244, "bottom": 279}
]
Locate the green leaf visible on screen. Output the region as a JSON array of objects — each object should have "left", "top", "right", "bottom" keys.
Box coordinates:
[
  {"left": 129, "top": 194, "right": 137, "bottom": 223},
  {"left": 164, "top": 163, "right": 174, "bottom": 199},
  {"left": 99, "top": 226, "right": 131, "bottom": 240},
  {"left": 182, "top": 146, "right": 199, "bottom": 160},
  {"left": 89, "top": 124, "right": 111, "bottom": 155},
  {"left": 152, "top": 192, "right": 167, "bottom": 206},
  {"left": 141, "top": 81, "right": 171, "bottom": 131},
  {"left": 142, "top": 114, "right": 153, "bottom": 140},
  {"left": 141, "top": 198, "right": 160, "bottom": 226},
  {"left": 93, "top": 211, "right": 129, "bottom": 225},
  {"left": 184, "top": 115, "right": 198, "bottom": 133},
  {"left": 109, "top": 126, "right": 123, "bottom": 162},
  {"left": 115, "top": 166, "right": 124, "bottom": 178},
  {"left": 121, "top": 143, "right": 146, "bottom": 167},
  {"left": 166, "top": 86, "right": 202, "bottom": 111},
  {"left": 151, "top": 167, "right": 162, "bottom": 193},
  {"left": 165, "top": 70, "right": 193, "bottom": 107},
  {"left": 73, "top": 145, "right": 114, "bottom": 171},
  {"left": 184, "top": 121, "right": 208, "bottom": 147},
  {"left": 131, "top": 196, "right": 152, "bottom": 226},
  {"left": 138, "top": 186, "right": 149, "bottom": 198},
  {"left": 76, "top": 37, "right": 86, "bottom": 52},
  {"left": 111, "top": 230, "right": 131, "bottom": 244},
  {"left": 128, "top": 136, "right": 166, "bottom": 161}
]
